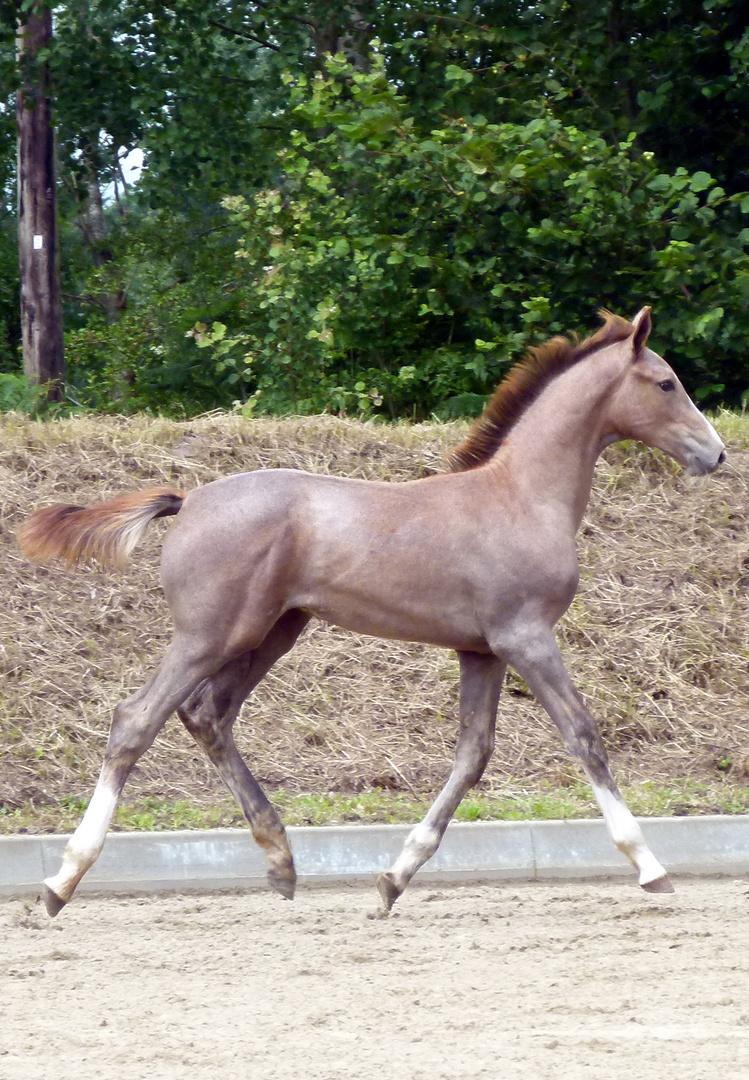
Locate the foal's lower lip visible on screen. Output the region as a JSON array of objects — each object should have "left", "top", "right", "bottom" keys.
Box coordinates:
[{"left": 705, "top": 452, "right": 726, "bottom": 474}]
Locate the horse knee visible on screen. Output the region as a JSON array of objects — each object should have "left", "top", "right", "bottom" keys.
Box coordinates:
[
  {"left": 108, "top": 698, "right": 143, "bottom": 748},
  {"left": 105, "top": 694, "right": 163, "bottom": 765}
]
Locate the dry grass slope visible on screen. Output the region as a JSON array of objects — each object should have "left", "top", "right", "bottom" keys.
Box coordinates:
[{"left": 1, "top": 410, "right": 748, "bottom": 831}]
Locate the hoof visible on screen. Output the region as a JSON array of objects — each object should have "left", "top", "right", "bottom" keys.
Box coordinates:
[
  {"left": 641, "top": 874, "right": 675, "bottom": 894},
  {"left": 376, "top": 871, "right": 402, "bottom": 914},
  {"left": 42, "top": 883, "right": 67, "bottom": 917},
  {"left": 267, "top": 867, "right": 296, "bottom": 901}
]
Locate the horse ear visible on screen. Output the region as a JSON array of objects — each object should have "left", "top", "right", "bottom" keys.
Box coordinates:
[{"left": 631, "top": 306, "right": 652, "bottom": 357}]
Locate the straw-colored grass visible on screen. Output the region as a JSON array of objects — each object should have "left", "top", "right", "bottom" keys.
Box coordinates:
[{"left": 1, "top": 410, "right": 747, "bottom": 832}]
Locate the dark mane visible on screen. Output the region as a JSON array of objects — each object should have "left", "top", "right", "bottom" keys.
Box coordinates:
[{"left": 448, "top": 310, "right": 636, "bottom": 472}]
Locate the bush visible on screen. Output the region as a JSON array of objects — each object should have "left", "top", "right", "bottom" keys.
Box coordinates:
[
  {"left": 193, "top": 55, "right": 749, "bottom": 417},
  {"left": 64, "top": 52, "right": 749, "bottom": 418}
]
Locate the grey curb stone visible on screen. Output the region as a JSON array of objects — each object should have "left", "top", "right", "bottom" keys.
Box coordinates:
[{"left": 1, "top": 816, "right": 748, "bottom": 898}]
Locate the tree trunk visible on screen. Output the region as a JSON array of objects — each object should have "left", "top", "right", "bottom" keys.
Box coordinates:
[{"left": 17, "top": 5, "right": 65, "bottom": 399}]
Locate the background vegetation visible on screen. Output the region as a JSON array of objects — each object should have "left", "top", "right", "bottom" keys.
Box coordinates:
[
  {"left": 1, "top": 1, "right": 748, "bottom": 417},
  {"left": 2, "top": 412, "right": 748, "bottom": 833}
]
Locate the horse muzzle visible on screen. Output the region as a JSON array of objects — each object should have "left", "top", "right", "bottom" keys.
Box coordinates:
[{"left": 687, "top": 446, "right": 726, "bottom": 476}]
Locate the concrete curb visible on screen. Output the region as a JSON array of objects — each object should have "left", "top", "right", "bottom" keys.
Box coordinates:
[{"left": 1, "top": 816, "right": 748, "bottom": 898}]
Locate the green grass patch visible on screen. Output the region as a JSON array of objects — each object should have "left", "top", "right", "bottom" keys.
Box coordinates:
[{"left": 2, "top": 778, "right": 748, "bottom": 835}]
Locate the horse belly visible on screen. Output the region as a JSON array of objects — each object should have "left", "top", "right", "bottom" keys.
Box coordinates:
[{"left": 294, "top": 566, "right": 490, "bottom": 652}]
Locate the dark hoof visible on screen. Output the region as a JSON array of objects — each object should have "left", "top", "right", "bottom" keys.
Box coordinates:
[
  {"left": 641, "top": 874, "right": 675, "bottom": 894},
  {"left": 42, "top": 883, "right": 67, "bottom": 917},
  {"left": 268, "top": 867, "right": 296, "bottom": 901},
  {"left": 377, "top": 871, "right": 402, "bottom": 914}
]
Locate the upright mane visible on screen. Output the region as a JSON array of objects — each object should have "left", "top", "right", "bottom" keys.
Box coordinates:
[{"left": 448, "top": 310, "right": 636, "bottom": 472}]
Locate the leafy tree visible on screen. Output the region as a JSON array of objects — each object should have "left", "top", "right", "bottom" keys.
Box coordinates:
[
  {"left": 53, "top": 2, "right": 387, "bottom": 410},
  {"left": 185, "top": 55, "right": 749, "bottom": 417},
  {"left": 1, "top": 2, "right": 748, "bottom": 414},
  {"left": 380, "top": 1, "right": 749, "bottom": 194}
]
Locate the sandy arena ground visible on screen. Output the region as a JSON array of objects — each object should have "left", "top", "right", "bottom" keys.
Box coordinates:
[{"left": 1, "top": 877, "right": 748, "bottom": 1080}]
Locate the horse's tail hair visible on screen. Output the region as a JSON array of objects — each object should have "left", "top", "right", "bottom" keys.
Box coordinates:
[{"left": 18, "top": 488, "right": 185, "bottom": 568}]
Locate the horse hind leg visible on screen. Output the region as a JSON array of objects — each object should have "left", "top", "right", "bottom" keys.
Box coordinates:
[
  {"left": 43, "top": 640, "right": 221, "bottom": 916},
  {"left": 177, "top": 609, "right": 310, "bottom": 901},
  {"left": 378, "top": 651, "right": 505, "bottom": 913}
]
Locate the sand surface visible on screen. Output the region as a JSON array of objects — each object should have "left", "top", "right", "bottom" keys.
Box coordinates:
[{"left": 2, "top": 877, "right": 748, "bottom": 1080}]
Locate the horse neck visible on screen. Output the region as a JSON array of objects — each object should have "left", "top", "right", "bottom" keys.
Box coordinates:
[{"left": 490, "top": 348, "right": 625, "bottom": 533}]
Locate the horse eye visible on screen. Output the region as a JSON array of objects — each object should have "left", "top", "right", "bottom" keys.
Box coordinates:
[{"left": 657, "top": 379, "right": 675, "bottom": 392}]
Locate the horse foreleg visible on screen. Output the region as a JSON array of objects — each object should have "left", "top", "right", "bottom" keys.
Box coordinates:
[
  {"left": 506, "top": 631, "right": 673, "bottom": 893},
  {"left": 43, "top": 642, "right": 219, "bottom": 916},
  {"left": 378, "top": 651, "right": 505, "bottom": 913},
  {"left": 178, "top": 609, "right": 310, "bottom": 901}
]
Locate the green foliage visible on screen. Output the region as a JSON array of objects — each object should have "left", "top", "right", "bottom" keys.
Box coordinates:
[
  {"left": 3, "top": 2, "right": 749, "bottom": 415},
  {"left": 0, "top": 371, "right": 43, "bottom": 413},
  {"left": 0, "top": 215, "right": 19, "bottom": 369},
  {"left": 187, "top": 53, "right": 749, "bottom": 417},
  {"left": 63, "top": 208, "right": 251, "bottom": 414},
  {"left": 0, "top": 369, "right": 72, "bottom": 415}
]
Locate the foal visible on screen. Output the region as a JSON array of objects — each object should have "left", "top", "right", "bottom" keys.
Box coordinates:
[{"left": 19, "top": 307, "right": 725, "bottom": 916}]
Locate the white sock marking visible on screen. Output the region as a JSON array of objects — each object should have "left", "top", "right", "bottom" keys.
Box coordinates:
[
  {"left": 45, "top": 783, "right": 119, "bottom": 902},
  {"left": 591, "top": 783, "right": 667, "bottom": 885}
]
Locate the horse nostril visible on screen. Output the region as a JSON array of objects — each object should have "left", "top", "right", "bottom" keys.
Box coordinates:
[{"left": 718, "top": 450, "right": 726, "bottom": 466}]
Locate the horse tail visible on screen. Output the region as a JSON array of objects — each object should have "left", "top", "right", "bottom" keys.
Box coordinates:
[{"left": 18, "top": 488, "right": 185, "bottom": 568}]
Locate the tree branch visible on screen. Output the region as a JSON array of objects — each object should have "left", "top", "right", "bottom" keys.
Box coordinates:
[{"left": 206, "top": 17, "right": 281, "bottom": 52}]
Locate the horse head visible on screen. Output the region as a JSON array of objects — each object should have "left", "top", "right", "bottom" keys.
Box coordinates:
[{"left": 605, "top": 307, "right": 725, "bottom": 475}]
